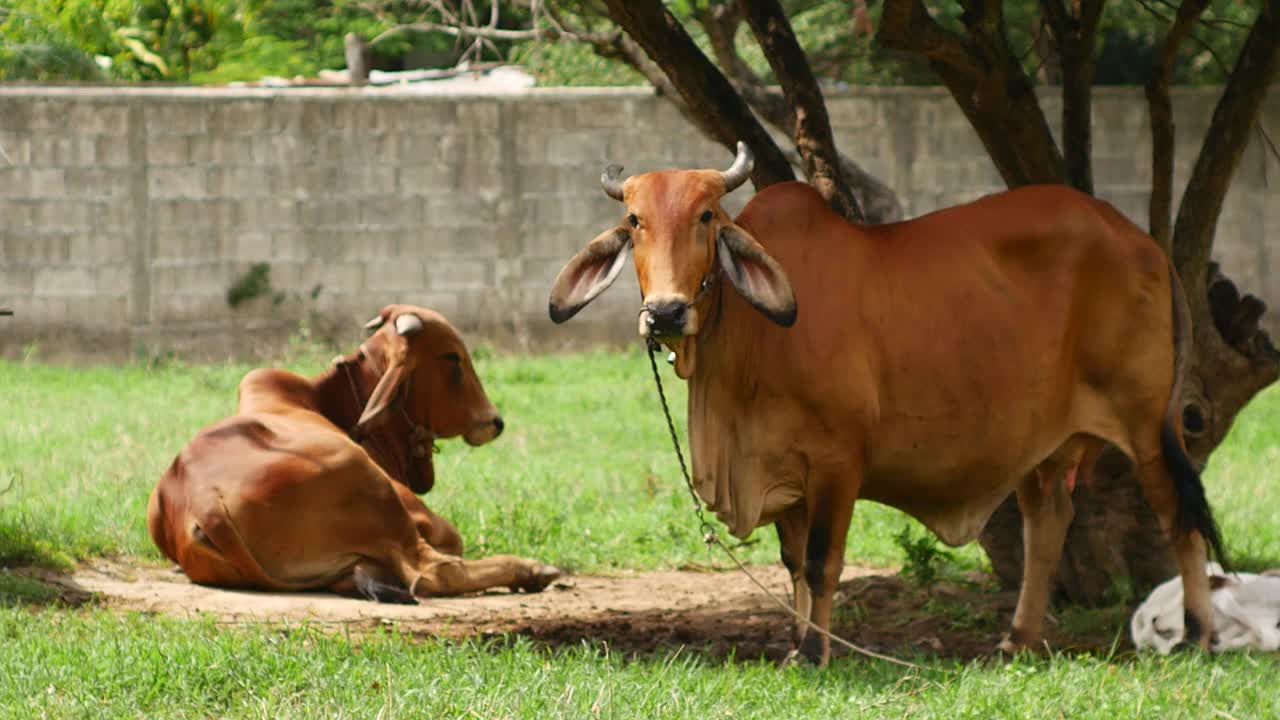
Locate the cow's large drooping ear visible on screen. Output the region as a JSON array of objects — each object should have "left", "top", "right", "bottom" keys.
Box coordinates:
[
  {"left": 717, "top": 225, "right": 797, "bottom": 327},
  {"left": 355, "top": 349, "right": 413, "bottom": 436},
  {"left": 548, "top": 227, "right": 632, "bottom": 324}
]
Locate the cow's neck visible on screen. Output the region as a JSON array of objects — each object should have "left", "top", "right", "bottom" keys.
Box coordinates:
[
  {"left": 679, "top": 282, "right": 769, "bottom": 536},
  {"left": 312, "top": 364, "right": 365, "bottom": 434},
  {"left": 321, "top": 351, "right": 430, "bottom": 492},
  {"left": 688, "top": 280, "right": 755, "bottom": 390}
]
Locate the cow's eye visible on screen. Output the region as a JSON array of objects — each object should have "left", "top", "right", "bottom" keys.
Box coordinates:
[
  {"left": 442, "top": 353, "right": 463, "bottom": 386},
  {"left": 700, "top": 210, "right": 713, "bottom": 224},
  {"left": 627, "top": 213, "right": 639, "bottom": 228}
]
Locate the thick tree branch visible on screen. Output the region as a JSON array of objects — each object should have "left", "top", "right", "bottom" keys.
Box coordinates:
[
  {"left": 691, "top": 2, "right": 901, "bottom": 223},
  {"left": 878, "top": 0, "right": 984, "bottom": 78},
  {"left": 1040, "top": 0, "right": 1105, "bottom": 193},
  {"left": 1172, "top": 1, "right": 1280, "bottom": 306},
  {"left": 879, "top": 0, "right": 1064, "bottom": 189},
  {"left": 737, "top": 0, "right": 862, "bottom": 221},
  {"left": 692, "top": 3, "right": 792, "bottom": 139},
  {"left": 1145, "top": 0, "right": 1210, "bottom": 252},
  {"left": 601, "top": 0, "right": 794, "bottom": 190}
]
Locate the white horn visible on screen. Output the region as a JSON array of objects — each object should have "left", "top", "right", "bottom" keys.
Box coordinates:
[
  {"left": 395, "top": 313, "right": 424, "bottom": 336},
  {"left": 720, "top": 141, "right": 753, "bottom": 192}
]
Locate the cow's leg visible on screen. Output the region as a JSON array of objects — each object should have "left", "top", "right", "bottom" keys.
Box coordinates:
[
  {"left": 1133, "top": 448, "right": 1214, "bottom": 650},
  {"left": 775, "top": 505, "right": 811, "bottom": 650},
  {"left": 419, "top": 508, "right": 464, "bottom": 557},
  {"left": 997, "top": 453, "right": 1076, "bottom": 654},
  {"left": 391, "top": 482, "right": 464, "bottom": 557},
  {"left": 355, "top": 504, "right": 559, "bottom": 597},
  {"left": 796, "top": 472, "right": 859, "bottom": 667},
  {"left": 398, "top": 543, "right": 562, "bottom": 597}
]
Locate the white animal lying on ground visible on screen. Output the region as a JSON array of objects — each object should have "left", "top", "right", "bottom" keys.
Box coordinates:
[{"left": 1131, "top": 562, "right": 1280, "bottom": 654}]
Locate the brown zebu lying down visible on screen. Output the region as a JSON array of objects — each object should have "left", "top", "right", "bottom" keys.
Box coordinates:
[
  {"left": 548, "top": 143, "right": 1225, "bottom": 666},
  {"left": 148, "top": 305, "right": 561, "bottom": 601}
]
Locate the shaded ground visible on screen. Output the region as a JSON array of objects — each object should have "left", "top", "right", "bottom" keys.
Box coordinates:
[{"left": 16, "top": 560, "right": 1124, "bottom": 662}]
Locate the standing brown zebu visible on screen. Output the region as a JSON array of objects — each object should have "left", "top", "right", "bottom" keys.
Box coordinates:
[
  {"left": 148, "top": 305, "right": 561, "bottom": 601},
  {"left": 548, "top": 143, "right": 1225, "bottom": 666}
]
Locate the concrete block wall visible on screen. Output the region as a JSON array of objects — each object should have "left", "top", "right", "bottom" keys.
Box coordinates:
[{"left": 0, "top": 85, "right": 1276, "bottom": 359}]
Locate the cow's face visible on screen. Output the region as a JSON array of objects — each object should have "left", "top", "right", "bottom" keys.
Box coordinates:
[
  {"left": 548, "top": 143, "right": 796, "bottom": 340},
  {"left": 353, "top": 305, "right": 502, "bottom": 492}
]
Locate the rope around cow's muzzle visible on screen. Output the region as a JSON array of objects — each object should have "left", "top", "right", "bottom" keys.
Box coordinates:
[{"left": 643, "top": 337, "right": 927, "bottom": 671}]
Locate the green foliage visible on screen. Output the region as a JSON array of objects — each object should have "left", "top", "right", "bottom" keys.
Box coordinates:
[
  {"left": 0, "top": 571, "right": 59, "bottom": 605},
  {"left": 187, "top": 33, "right": 310, "bottom": 83},
  {"left": 0, "top": 41, "right": 103, "bottom": 82},
  {"left": 895, "top": 523, "right": 955, "bottom": 586},
  {"left": 513, "top": 38, "right": 644, "bottom": 87},
  {"left": 1, "top": 0, "right": 241, "bottom": 81},
  {"left": 225, "top": 262, "right": 272, "bottom": 308},
  {"left": 1095, "top": 0, "right": 1259, "bottom": 84},
  {"left": 921, "top": 596, "right": 999, "bottom": 631},
  {"left": 0, "top": 0, "right": 1263, "bottom": 87}
]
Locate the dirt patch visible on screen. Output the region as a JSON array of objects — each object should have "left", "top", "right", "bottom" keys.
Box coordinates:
[{"left": 23, "top": 561, "right": 1120, "bottom": 662}]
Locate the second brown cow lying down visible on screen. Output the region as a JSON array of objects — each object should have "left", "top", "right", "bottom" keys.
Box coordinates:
[{"left": 147, "top": 304, "right": 561, "bottom": 601}]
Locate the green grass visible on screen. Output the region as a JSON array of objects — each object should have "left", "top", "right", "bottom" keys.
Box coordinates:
[
  {"left": 1197, "top": 387, "right": 1280, "bottom": 569},
  {"left": 0, "top": 348, "right": 996, "bottom": 574},
  {"left": 0, "top": 350, "right": 1277, "bottom": 718},
  {"left": 4, "top": 350, "right": 1277, "bottom": 574},
  {"left": 0, "top": 610, "right": 1275, "bottom": 720}
]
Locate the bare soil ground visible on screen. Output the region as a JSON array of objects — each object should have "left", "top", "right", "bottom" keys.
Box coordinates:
[{"left": 23, "top": 561, "right": 1117, "bottom": 662}]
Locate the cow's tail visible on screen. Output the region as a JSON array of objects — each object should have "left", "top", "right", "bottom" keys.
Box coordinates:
[{"left": 1162, "top": 260, "right": 1228, "bottom": 569}]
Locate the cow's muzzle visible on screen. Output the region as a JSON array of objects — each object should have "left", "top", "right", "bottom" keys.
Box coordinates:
[
  {"left": 641, "top": 300, "right": 689, "bottom": 338},
  {"left": 463, "top": 415, "right": 505, "bottom": 446}
]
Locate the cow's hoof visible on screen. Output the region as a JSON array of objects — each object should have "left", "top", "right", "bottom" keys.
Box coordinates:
[
  {"left": 994, "top": 634, "right": 1047, "bottom": 657},
  {"left": 994, "top": 637, "right": 1021, "bottom": 656},
  {"left": 511, "top": 563, "right": 562, "bottom": 593},
  {"left": 797, "top": 633, "right": 829, "bottom": 668}
]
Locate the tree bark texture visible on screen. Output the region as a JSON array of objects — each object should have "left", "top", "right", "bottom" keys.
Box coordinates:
[
  {"left": 737, "top": 0, "right": 862, "bottom": 221},
  {"left": 547, "top": 1, "right": 902, "bottom": 223},
  {"left": 694, "top": 2, "right": 901, "bottom": 223},
  {"left": 1145, "top": 0, "right": 1210, "bottom": 251},
  {"left": 600, "top": 0, "right": 794, "bottom": 190},
  {"left": 1040, "top": 0, "right": 1105, "bottom": 194},
  {"left": 878, "top": 0, "right": 1065, "bottom": 188}
]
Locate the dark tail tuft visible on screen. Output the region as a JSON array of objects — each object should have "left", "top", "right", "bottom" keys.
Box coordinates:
[{"left": 1161, "top": 420, "right": 1229, "bottom": 571}]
